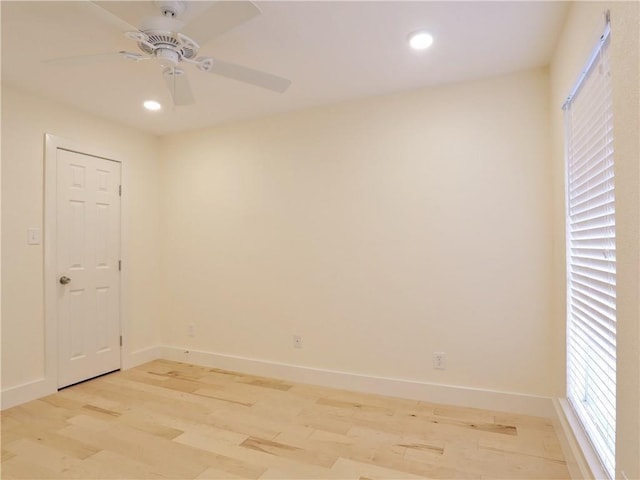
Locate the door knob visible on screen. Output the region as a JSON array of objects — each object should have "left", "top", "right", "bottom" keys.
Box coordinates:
[{"left": 59, "top": 276, "right": 71, "bottom": 285}]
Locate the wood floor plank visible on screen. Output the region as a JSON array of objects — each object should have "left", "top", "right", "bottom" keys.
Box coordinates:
[
  {"left": 4, "top": 438, "right": 84, "bottom": 475},
  {"left": 195, "top": 465, "right": 248, "bottom": 479},
  {"left": 330, "top": 457, "right": 427, "bottom": 480},
  {"left": 71, "top": 450, "right": 170, "bottom": 479},
  {"left": 0, "top": 457, "right": 62, "bottom": 479},
  {"left": 178, "top": 431, "right": 343, "bottom": 480},
  {"left": 1, "top": 361, "right": 571, "bottom": 479}
]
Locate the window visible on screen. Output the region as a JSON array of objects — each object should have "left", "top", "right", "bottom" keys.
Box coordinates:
[{"left": 564, "top": 22, "right": 615, "bottom": 478}]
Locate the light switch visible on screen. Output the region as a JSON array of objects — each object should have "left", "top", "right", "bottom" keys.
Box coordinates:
[{"left": 27, "top": 227, "right": 41, "bottom": 245}]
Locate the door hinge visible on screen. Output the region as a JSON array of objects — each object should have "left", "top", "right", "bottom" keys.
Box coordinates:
[
  {"left": 119, "top": 185, "right": 122, "bottom": 196},
  {"left": 120, "top": 335, "right": 123, "bottom": 347},
  {"left": 118, "top": 260, "right": 122, "bottom": 271}
]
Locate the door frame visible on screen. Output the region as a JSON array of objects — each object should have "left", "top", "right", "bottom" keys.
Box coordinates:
[{"left": 44, "top": 133, "right": 126, "bottom": 389}]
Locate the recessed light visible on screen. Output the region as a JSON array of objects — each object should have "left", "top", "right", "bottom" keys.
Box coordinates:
[
  {"left": 143, "top": 100, "right": 162, "bottom": 111},
  {"left": 408, "top": 30, "right": 434, "bottom": 50}
]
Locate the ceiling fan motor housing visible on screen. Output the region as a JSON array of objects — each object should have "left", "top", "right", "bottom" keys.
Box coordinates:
[{"left": 136, "top": 31, "right": 199, "bottom": 62}]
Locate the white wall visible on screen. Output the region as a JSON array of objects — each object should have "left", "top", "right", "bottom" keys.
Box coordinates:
[
  {"left": 1, "top": 86, "right": 163, "bottom": 403},
  {"left": 550, "top": 2, "right": 640, "bottom": 478},
  {"left": 160, "top": 68, "right": 554, "bottom": 399}
]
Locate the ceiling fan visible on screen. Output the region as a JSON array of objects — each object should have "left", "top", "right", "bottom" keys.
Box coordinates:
[{"left": 47, "top": 0, "right": 292, "bottom": 106}]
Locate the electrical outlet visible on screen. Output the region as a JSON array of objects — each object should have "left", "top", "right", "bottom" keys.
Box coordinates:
[
  {"left": 293, "top": 335, "right": 302, "bottom": 349},
  {"left": 433, "top": 352, "right": 446, "bottom": 370},
  {"left": 188, "top": 324, "right": 195, "bottom": 337}
]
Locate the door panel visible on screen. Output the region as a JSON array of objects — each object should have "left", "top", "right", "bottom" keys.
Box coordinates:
[{"left": 57, "top": 149, "right": 121, "bottom": 388}]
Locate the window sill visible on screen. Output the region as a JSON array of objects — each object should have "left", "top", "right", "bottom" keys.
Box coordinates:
[{"left": 554, "top": 398, "right": 610, "bottom": 480}]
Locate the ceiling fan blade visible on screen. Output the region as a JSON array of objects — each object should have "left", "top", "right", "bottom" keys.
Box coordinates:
[
  {"left": 43, "top": 51, "right": 144, "bottom": 67},
  {"left": 205, "top": 59, "right": 291, "bottom": 93},
  {"left": 182, "top": 1, "right": 260, "bottom": 47},
  {"left": 91, "top": 1, "right": 156, "bottom": 31},
  {"left": 163, "top": 68, "right": 195, "bottom": 106}
]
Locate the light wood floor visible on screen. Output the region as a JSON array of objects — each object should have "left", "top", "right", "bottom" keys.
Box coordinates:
[{"left": 1, "top": 360, "right": 570, "bottom": 479}]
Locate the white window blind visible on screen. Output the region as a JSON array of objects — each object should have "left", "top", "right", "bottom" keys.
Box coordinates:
[{"left": 564, "top": 23, "right": 615, "bottom": 479}]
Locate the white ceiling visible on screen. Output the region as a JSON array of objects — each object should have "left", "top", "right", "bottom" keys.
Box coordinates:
[{"left": 1, "top": 1, "right": 569, "bottom": 136}]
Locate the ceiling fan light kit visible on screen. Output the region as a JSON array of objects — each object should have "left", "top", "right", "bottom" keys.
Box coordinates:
[
  {"left": 45, "top": 0, "right": 292, "bottom": 108},
  {"left": 155, "top": 47, "right": 182, "bottom": 68}
]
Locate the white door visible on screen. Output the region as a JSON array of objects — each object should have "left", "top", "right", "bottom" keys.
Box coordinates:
[{"left": 57, "top": 149, "right": 121, "bottom": 388}]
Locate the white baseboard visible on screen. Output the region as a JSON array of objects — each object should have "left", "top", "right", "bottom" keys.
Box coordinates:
[
  {"left": 1, "top": 345, "right": 555, "bottom": 419},
  {"left": 122, "top": 346, "right": 162, "bottom": 370},
  {"left": 2, "top": 346, "right": 160, "bottom": 410},
  {"left": 1, "top": 377, "right": 56, "bottom": 410},
  {"left": 160, "top": 346, "right": 554, "bottom": 418}
]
